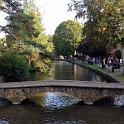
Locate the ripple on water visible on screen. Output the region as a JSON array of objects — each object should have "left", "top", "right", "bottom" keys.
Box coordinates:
[
  {"left": 0, "top": 119, "right": 9, "bottom": 124},
  {"left": 30, "top": 92, "right": 81, "bottom": 110},
  {"left": 43, "top": 120, "right": 86, "bottom": 124}
]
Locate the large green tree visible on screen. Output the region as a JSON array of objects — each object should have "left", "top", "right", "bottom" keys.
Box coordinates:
[
  {"left": 53, "top": 20, "right": 82, "bottom": 57},
  {"left": 0, "top": 0, "right": 54, "bottom": 80},
  {"left": 22, "top": 0, "right": 54, "bottom": 72},
  {"left": 69, "top": 0, "right": 124, "bottom": 67},
  {"left": 0, "top": 0, "right": 37, "bottom": 43}
]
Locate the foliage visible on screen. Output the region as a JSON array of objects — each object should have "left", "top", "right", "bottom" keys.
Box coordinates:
[
  {"left": 0, "top": 0, "right": 3, "bottom": 7},
  {"left": 0, "top": 53, "right": 29, "bottom": 82},
  {"left": 0, "top": 38, "right": 3, "bottom": 46},
  {"left": 69, "top": 0, "right": 124, "bottom": 67},
  {"left": 23, "top": 0, "right": 54, "bottom": 53},
  {"left": 0, "top": 0, "right": 36, "bottom": 42},
  {"left": 69, "top": 0, "right": 124, "bottom": 49},
  {"left": 46, "top": 35, "right": 54, "bottom": 53},
  {"left": 53, "top": 20, "right": 82, "bottom": 56},
  {"left": 0, "top": 0, "right": 54, "bottom": 76},
  {"left": 22, "top": 0, "right": 54, "bottom": 71}
]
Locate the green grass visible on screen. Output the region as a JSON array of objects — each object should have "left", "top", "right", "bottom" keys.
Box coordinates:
[
  {"left": 75, "top": 60, "right": 103, "bottom": 70},
  {"left": 87, "top": 64, "right": 102, "bottom": 69},
  {"left": 112, "top": 72, "right": 124, "bottom": 81}
]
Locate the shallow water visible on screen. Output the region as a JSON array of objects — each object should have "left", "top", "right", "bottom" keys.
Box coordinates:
[
  {"left": 30, "top": 61, "right": 115, "bottom": 82},
  {"left": 0, "top": 61, "right": 121, "bottom": 124},
  {"left": 0, "top": 92, "right": 124, "bottom": 124}
]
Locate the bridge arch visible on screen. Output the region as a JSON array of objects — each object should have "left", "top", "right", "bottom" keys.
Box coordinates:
[
  {"left": 93, "top": 96, "right": 114, "bottom": 104},
  {"left": 13, "top": 86, "right": 122, "bottom": 105},
  {"left": 26, "top": 92, "right": 82, "bottom": 106},
  {"left": 29, "top": 92, "right": 114, "bottom": 104},
  {"left": 0, "top": 97, "right": 12, "bottom": 105}
]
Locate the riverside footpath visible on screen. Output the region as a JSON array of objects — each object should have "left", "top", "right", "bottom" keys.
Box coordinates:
[{"left": 70, "top": 60, "right": 124, "bottom": 84}]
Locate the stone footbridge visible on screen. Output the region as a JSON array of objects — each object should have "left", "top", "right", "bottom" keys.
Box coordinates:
[{"left": 0, "top": 80, "right": 124, "bottom": 105}]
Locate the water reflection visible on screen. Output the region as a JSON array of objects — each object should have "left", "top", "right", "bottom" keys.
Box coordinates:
[
  {"left": 0, "top": 119, "right": 9, "bottom": 124},
  {"left": 0, "top": 92, "right": 124, "bottom": 124},
  {"left": 30, "top": 61, "right": 108, "bottom": 82},
  {"left": 0, "top": 61, "right": 122, "bottom": 124},
  {"left": 43, "top": 120, "right": 86, "bottom": 124},
  {"left": 30, "top": 92, "right": 81, "bottom": 110}
]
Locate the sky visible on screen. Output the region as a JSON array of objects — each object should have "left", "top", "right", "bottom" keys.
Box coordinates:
[
  {"left": 36, "top": 0, "right": 81, "bottom": 35},
  {"left": 0, "top": 0, "right": 83, "bottom": 37},
  {"left": 0, "top": 12, "right": 7, "bottom": 37}
]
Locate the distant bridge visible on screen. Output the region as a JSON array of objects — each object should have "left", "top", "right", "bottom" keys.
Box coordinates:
[{"left": 0, "top": 80, "right": 124, "bottom": 105}]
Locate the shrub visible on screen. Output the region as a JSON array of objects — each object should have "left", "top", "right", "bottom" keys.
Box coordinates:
[{"left": 0, "top": 53, "right": 29, "bottom": 82}]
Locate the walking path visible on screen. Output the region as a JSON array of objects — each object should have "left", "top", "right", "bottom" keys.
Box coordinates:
[
  {"left": 0, "top": 80, "right": 124, "bottom": 89},
  {"left": 101, "top": 66, "right": 124, "bottom": 83}
]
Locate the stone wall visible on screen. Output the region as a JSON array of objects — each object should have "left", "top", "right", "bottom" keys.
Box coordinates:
[{"left": 0, "top": 85, "right": 124, "bottom": 105}]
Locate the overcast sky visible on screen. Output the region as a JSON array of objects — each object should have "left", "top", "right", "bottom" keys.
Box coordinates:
[
  {"left": 36, "top": 0, "right": 81, "bottom": 35},
  {"left": 0, "top": 0, "right": 83, "bottom": 37}
]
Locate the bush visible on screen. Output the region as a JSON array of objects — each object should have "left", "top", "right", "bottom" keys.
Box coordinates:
[{"left": 0, "top": 53, "right": 29, "bottom": 82}]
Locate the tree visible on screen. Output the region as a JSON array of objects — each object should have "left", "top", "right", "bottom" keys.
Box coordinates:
[
  {"left": 53, "top": 20, "right": 82, "bottom": 57},
  {"left": 22, "top": 0, "right": 54, "bottom": 72},
  {"left": 0, "top": 0, "right": 39, "bottom": 44},
  {"left": 0, "top": 0, "right": 54, "bottom": 81},
  {"left": 69, "top": 0, "right": 124, "bottom": 67}
]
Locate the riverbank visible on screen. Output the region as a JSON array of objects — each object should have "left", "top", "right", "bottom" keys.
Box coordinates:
[{"left": 71, "top": 60, "right": 124, "bottom": 83}]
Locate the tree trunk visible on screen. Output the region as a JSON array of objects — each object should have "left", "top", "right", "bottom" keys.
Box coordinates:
[{"left": 101, "top": 57, "right": 106, "bottom": 68}]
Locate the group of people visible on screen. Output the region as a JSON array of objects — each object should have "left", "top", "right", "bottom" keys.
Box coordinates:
[
  {"left": 86, "top": 56, "right": 100, "bottom": 65},
  {"left": 85, "top": 56, "right": 121, "bottom": 72}
]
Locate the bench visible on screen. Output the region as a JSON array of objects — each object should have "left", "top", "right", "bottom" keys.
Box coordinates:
[{"left": 112, "top": 63, "right": 120, "bottom": 72}]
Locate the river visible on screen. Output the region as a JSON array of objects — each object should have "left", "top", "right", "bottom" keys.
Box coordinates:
[
  {"left": 30, "top": 61, "right": 116, "bottom": 82},
  {"left": 0, "top": 61, "right": 123, "bottom": 124},
  {"left": 0, "top": 92, "right": 124, "bottom": 124}
]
